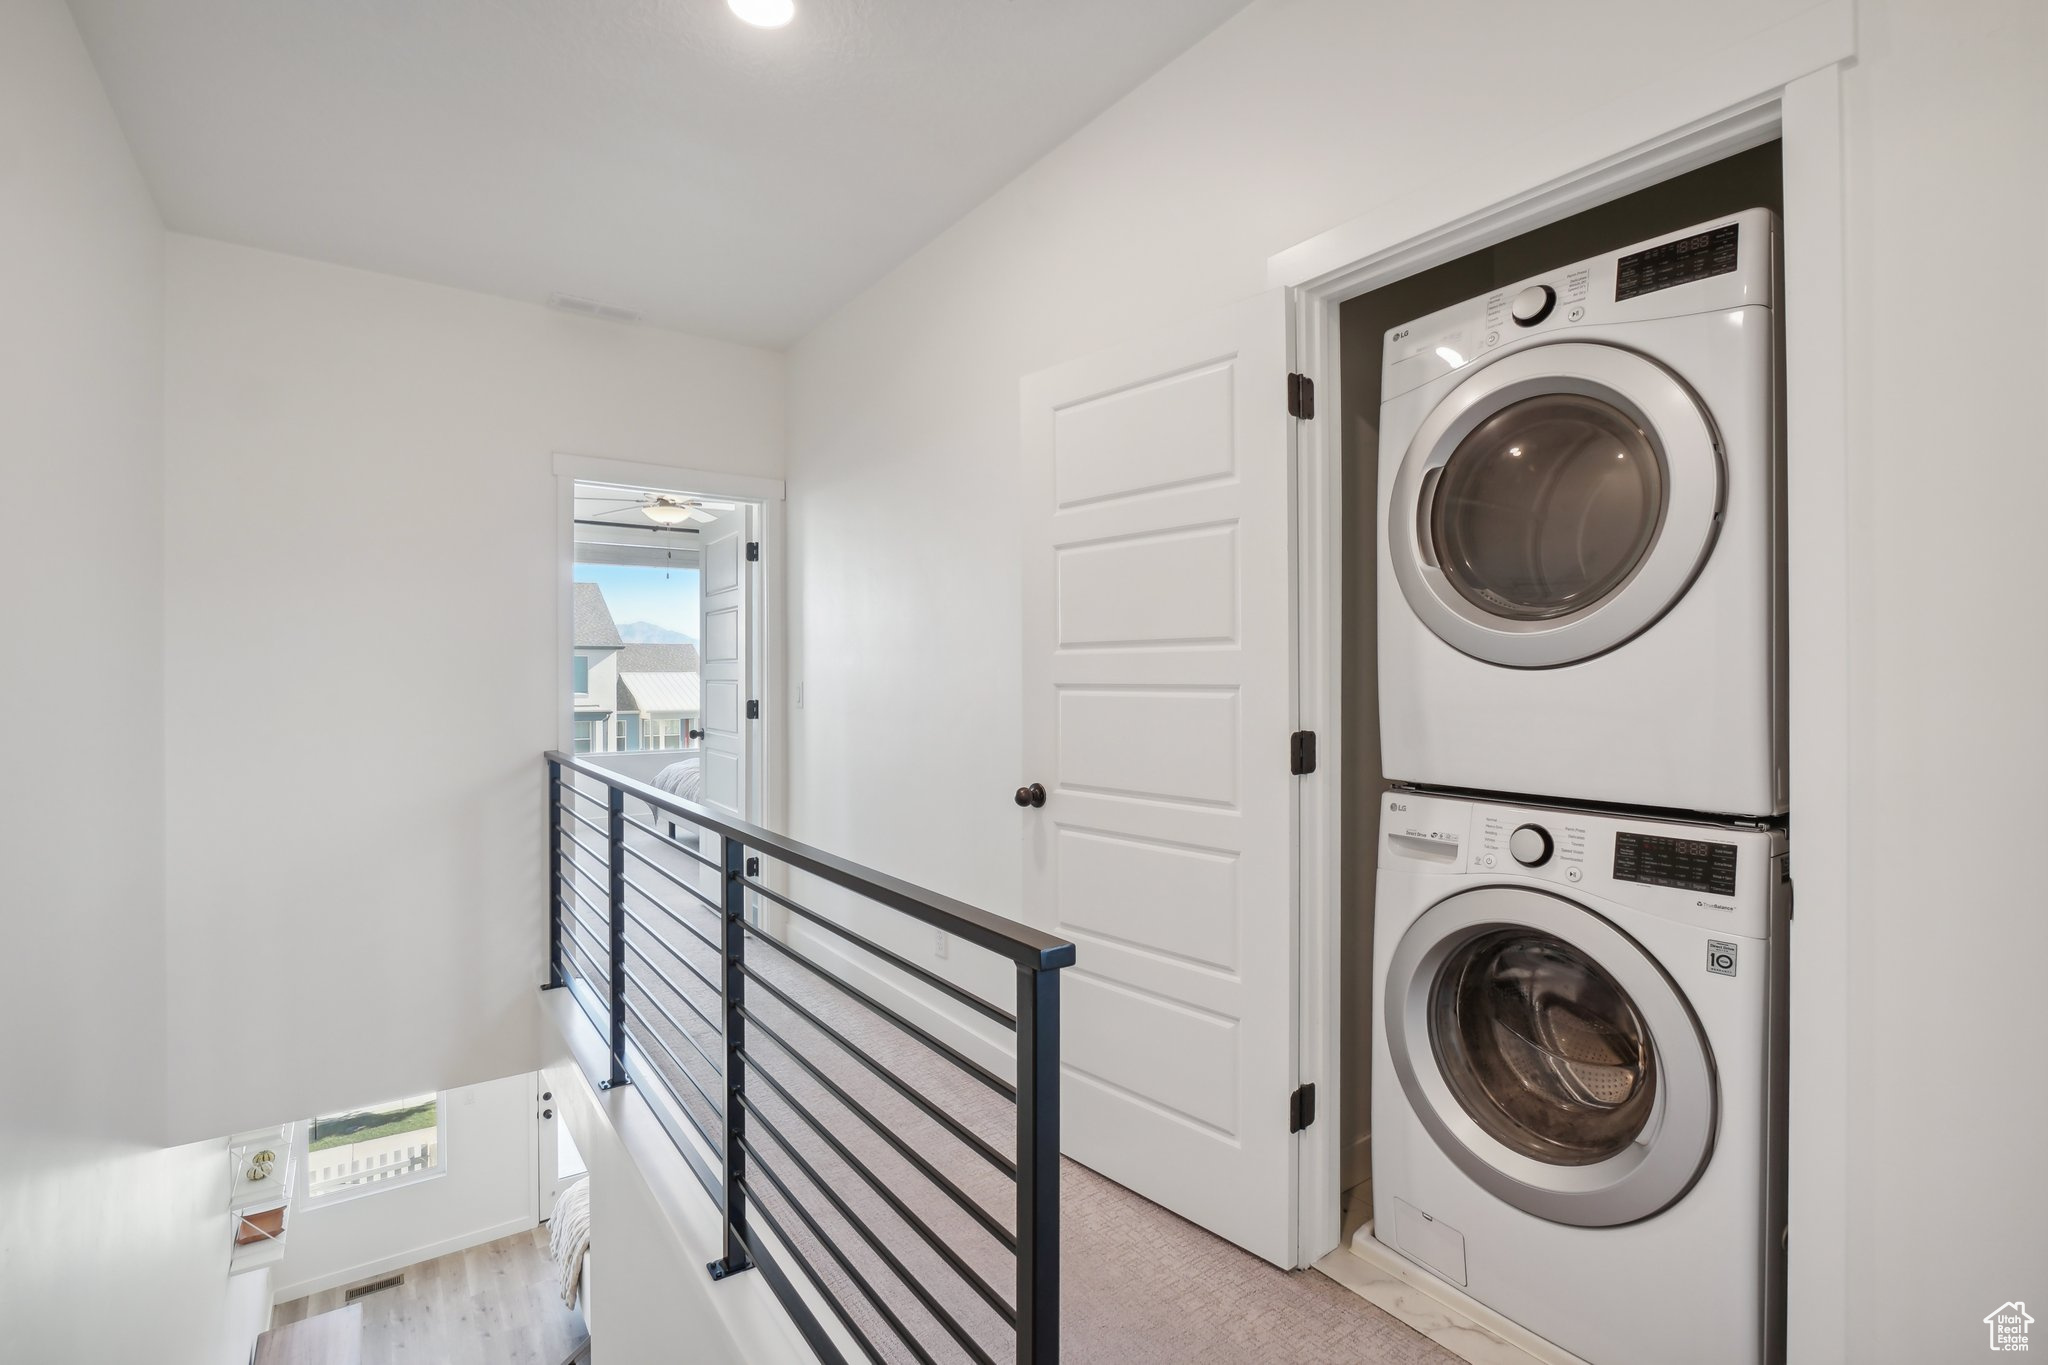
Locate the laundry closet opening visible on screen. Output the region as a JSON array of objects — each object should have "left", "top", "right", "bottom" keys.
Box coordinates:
[{"left": 1332, "top": 139, "right": 1786, "bottom": 1232}]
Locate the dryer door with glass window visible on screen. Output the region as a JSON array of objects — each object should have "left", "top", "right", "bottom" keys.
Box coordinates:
[
  {"left": 1383, "top": 885, "right": 1716, "bottom": 1227},
  {"left": 1386, "top": 342, "right": 1724, "bottom": 668}
]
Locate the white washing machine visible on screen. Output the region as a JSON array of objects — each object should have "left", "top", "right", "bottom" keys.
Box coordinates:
[
  {"left": 1377, "top": 209, "right": 1785, "bottom": 817},
  {"left": 1372, "top": 790, "right": 1787, "bottom": 1365}
]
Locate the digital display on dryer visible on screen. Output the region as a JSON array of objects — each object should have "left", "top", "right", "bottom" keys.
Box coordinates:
[
  {"left": 1613, "top": 832, "right": 1738, "bottom": 896},
  {"left": 1614, "top": 223, "right": 1740, "bottom": 300}
]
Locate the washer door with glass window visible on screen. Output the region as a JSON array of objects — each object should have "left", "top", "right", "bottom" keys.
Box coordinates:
[
  {"left": 1383, "top": 886, "right": 1717, "bottom": 1227},
  {"left": 1386, "top": 342, "right": 1725, "bottom": 668}
]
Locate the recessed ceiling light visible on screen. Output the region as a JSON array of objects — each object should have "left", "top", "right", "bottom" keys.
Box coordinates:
[{"left": 728, "top": 0, "right": 794, "bottom": 28}]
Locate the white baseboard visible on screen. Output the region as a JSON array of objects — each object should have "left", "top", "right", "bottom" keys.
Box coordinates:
[
  {"left": 1315, "top": 1221, "right": 1590, "bottom": 1365},
  {"left": 271, "top": 1213, "right": 540, "bottom": 1302}
]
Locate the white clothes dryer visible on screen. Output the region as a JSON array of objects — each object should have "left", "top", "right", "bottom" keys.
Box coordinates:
[
  {"left": 1372, "top": 790, "right": 1787, "bottom": 1365},
  {"left": 1377, "top": 209, "right": 1784, "bottom": 816}
]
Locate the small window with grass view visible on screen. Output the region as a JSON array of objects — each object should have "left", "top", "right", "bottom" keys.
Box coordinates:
[{"left": 306, "top": 1093, "right": 442, "bottom": 1198}]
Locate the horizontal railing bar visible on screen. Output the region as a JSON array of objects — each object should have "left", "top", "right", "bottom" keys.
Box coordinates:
[
  {"left": 742, "top": 966, "right": 1017, "bottom": 1179},
  {"left": 621, "top": 842, "right": 724, "bottom": 915},
  {"left": 619, "top": 903, "right": 720, "bottom": 987},
  {"left": 745, "top": 1053, "right": 1016, "bottom": 1325},
  {"left": 556, "top": 871, "right": 608, "bottom": 929},
  {"left": 563, "top": 916, "right": 612, "bottom": 974},
  {"left": 739, "top": 1154, "right": 943, "bottom": 1365},
  {"left": 558, "top": 780, "right": 612, "bottom": 811},
  {"left": 629, "top": 1045, "right": 721, "bottom": 1155},
  {"left": 563, "top": 970, "right": 613, "bottom": 1053},
  {"left": 622, "top": 813, "right": 722, "bottom": 871},
  {"left": 743, "top": 924, "right": 1016, "bottom": 1101},
  {"left": 743, "top": 1100, "right": 999, "bottom": 1365},
  {"left": 618, "top": 936, "right": 722, "bottom": 1036},
  {"left": 624, "top": 883, "right": 722, "bottom": 961},
  {"left": 740, "top": 1013, "right": 1017, "bottom": 1252},
  {"left": 558, "top": 801, "right": 608, "bottom": 840},
  {"left": 562, "top": 903, "right": 611, "bottom": 959},
  {"left": 561, "top": 847, "right": 610, "bottom": 899},
  {"left": 622, "top": 994, "right": 726, "bottom": 1118},
  {"left": 549, "top": 751, "right": 1075, "bottom": 971},
  {"left": 560, "top": 931, "right": 609, "bottom": 993},
  {"left": 560, "top": 826, "right": 611, "bottom": 872},
  {"left": 740, "top": 1179, "right": 888, "bottom": 1365},
  {"left": 744, "top": 877, "right": 1016, "bottom": 1030},
  {"left": 623, "top": 970, "right": 724, "bottom": 1074}
]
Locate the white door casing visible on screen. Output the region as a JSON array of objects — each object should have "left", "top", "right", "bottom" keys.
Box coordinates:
[
  {"left": 698, "top": 512, "right": 751, "bottom": 820},
  {"left": 1020, "top": 289, "right": 1299, "bottom": 1265}
]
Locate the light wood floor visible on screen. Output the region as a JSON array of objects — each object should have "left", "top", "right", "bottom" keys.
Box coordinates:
[{"left": 270, "top": 1227, "right": 587, "bottom": 1364}]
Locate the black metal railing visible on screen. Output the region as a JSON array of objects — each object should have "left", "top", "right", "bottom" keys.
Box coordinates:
[{"left": 544, "top": 752, "right": 1075, "bottom": 1365}]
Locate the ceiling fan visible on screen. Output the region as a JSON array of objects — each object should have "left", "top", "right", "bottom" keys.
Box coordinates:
[
  {"left": 638, "top": 495, "right": 725, "bottom": 526},
  {"left": 575, "top": 491, "right": 737, "bottom": 527}
]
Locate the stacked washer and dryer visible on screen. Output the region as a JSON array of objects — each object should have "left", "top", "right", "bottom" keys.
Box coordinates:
[{"left": 1371, "top": 209, "right": 1789, "bottom": 1365}]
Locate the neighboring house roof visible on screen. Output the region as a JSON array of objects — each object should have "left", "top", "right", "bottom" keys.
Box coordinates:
[
  {"left": 573, "top": 583, "right": 623, "bottom": 648},
  {"left": 618, "top": 672, "right": 701, "bottom": 715},
  {"left": 617, "top": 642, "right": 699, "bottom": 673}
]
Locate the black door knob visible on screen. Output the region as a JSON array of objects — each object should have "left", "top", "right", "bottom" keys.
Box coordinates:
[
  {"left": 688, "top": 728, "right": 704, "bottom": 739},
  {"left": 542, "top": 1108, "right": 554, "bottom": 1120},
  {"left": 1014, "top": 783, "right": 1046, "bottom": 808}
]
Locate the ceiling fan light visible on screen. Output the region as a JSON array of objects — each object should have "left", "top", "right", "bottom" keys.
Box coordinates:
[{"left": 642, "top": 499, "right": 693, "bottom": 526}]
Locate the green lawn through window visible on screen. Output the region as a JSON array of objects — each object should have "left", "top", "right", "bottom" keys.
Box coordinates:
[{"left": 309, "top": 1095, "right": 437, "bottom": 1152}]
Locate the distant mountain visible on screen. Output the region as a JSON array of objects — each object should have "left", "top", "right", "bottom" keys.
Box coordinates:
[{"left": 619, "top": 621, "right": 693, "bottom": 644}]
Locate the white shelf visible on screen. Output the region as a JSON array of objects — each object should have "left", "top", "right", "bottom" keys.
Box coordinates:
[{"left": 226, "top": 1122, "right": 298, "bottom": 1274}]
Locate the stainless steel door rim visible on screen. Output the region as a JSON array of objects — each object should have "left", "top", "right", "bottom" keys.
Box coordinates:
[{"left": 1384, "top": 885, "right": 1718, "bottom": 1226}]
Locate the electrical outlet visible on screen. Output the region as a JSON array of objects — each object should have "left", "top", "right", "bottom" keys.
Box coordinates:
[{"left": 934, "top": 929, "right": 949, "bottom": 960}]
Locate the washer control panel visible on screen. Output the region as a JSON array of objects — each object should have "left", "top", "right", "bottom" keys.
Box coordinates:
[
  {"left": 1379, "top": 791, "right": 1782, "bottom": 939},
  {"left": 1474, "top": 809, "right": 1587, "bottom": 881}
]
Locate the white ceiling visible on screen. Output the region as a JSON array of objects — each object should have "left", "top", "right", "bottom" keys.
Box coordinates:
[{"left": 67, "top": 0, "right": 1248, "bottom": 347}]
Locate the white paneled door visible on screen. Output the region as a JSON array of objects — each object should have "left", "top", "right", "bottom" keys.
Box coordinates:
[
  {"left": 698, "top": 512, "right": 750, "bottom": 821},
  {"left": 1019, "top": 290, "right": 1298, "bottom": 1265}
]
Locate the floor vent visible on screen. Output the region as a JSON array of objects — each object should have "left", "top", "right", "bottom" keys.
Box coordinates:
[{"left": 344, "top": 1274, "right": 404, "bottom": 1303}]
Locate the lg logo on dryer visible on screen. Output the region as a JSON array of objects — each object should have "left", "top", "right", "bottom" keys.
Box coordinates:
[{"left": 1706, "top": 941, "right": 1738, "bottom": 977}]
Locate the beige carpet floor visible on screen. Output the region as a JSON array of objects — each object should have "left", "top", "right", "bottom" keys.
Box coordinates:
[{"left": 559, "top": 810, "right": 1454, "bottom": 1365}]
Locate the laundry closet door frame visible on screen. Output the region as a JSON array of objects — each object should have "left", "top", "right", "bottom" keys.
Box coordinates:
[{"left": 1269, "top": 12, "right": 1855, "bottom": 1360}]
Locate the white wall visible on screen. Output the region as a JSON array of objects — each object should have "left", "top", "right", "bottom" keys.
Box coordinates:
[
  {"left": 274, "top": 1072, "right": 539, "bottom": 1299},
  {"left": 161, "top": 237, "right": 785, "bottom": 1142},
  {"left": 0, "top": 3, "right": 247, "bottom": 1362},
  {"left": 783, "top": 0, "right": 2048, "bottom": 1360},
  {"left": 1837, "top": 2, "right": 2048, "bottom": 1360}
]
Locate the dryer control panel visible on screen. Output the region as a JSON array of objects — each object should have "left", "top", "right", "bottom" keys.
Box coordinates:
[{"left": 1380, "top": 207, "right": 1777, "bottom": 404}]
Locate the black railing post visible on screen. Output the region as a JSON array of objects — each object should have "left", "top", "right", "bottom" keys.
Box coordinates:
[
  {"left": 545, "top": 759, "right": 565, "bottom": 990},
  {"left": 1015, "top": 963, "right": 1061, "bottom": 1365},
  {"left": 603, "top": 783, "right": 631, "bottom": 1090},
  {"left": 709, "top": 831, "right": 754, "bottom": 1279}
]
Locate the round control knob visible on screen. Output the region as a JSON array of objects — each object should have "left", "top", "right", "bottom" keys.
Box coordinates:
[
  {"left": 1508, "top": 824, "right": 1554, "bottom": 867},
  {"left": 1509, "top": 284, "right": 1557, "bottom": 326}
]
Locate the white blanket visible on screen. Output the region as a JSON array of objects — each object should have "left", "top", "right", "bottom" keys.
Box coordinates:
[{"left": 551, "top": 1176, "right": 591, "bottom": 1309}]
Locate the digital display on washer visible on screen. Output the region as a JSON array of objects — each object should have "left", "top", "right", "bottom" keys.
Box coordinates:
[
  {"left": 1612, "top": 832, "right": 1738, "bottom": 896},
  {"left": 1614, "top": 223, "right": 1740, "bottom": 300}
]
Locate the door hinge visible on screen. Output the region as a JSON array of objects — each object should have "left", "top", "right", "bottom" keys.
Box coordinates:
[
  {"left": 1287, "top": 372, "right": 1315, "bottom": 420},
  {"left": 1290, "top": 730, "right": 1317, "bottom": 775},
  {"left": 746, "top": 699, "right": 760, "bottom": 720},
  {"left": 1290, "top": 1083, "right": 1317, "bottom": 1133},
  {"left": 745, "top": 541, "right": 760, "bottom": 562}
]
